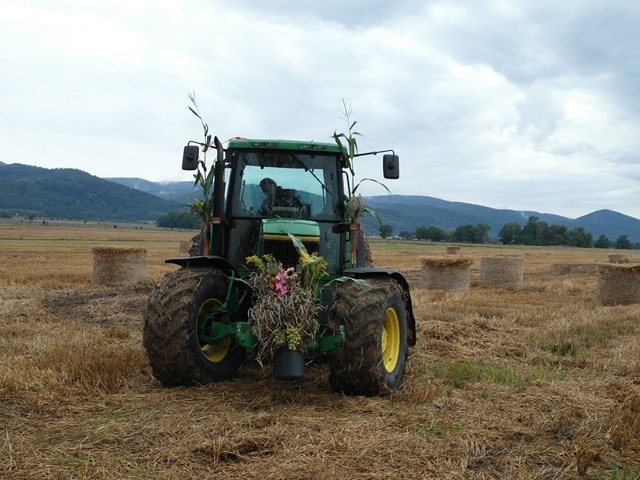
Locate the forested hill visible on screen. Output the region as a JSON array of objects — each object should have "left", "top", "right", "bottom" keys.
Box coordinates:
[
  {"left": 0, "top": 164, "right": 180, "bottom": 221},
  {"left": 360, "top": 195, "right": 640, "bottom": 243},
  {"left": 2, "top": 165, "right": 639, "bottom": 242},
  {"left": 109, "top": 178, "right": 640, "bottom": 243}
]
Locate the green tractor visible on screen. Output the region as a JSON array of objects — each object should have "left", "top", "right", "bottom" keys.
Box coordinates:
[{"left": 143, "top": 136, "right": 416, "bottom": 396}]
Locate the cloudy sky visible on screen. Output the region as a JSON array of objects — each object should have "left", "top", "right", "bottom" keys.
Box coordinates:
[{"left": 1, "top": 0, "right": 639, "bottom": 219}]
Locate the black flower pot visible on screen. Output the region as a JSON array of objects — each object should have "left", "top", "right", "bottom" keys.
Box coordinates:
[{"left": 273, "top": 349, "right": 304, "bottom": 380}]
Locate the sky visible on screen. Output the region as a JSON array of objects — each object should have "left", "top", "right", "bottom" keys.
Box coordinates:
[{"left": 1, "top": 0, "right": 639, "bottom": 219}]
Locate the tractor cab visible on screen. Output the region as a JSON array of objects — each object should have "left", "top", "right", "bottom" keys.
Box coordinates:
[{"left": 180, "top": 138, "right": 398, "bottom": 274}]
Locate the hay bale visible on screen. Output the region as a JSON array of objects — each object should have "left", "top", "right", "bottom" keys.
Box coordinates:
[
  {"left": 446, "top": 246, "right": 461, "bottom": 255},
  {"left": 597, "top": 264, "right": 640, "bottom": 305},
  {"left": 480, "top": 256, "right": 524, "bottom": 285},
  {"left": 92, "top": 247, "right": 147, "bottom": 286},
  {"left": 608, "top": 254, "right": 629, "bottom": 264},
  {"left": 179, "top": 240, "right": 190, "bottom": 255},
  {"left": 421, "top": 257, "right": 472, "bottom": 291}
]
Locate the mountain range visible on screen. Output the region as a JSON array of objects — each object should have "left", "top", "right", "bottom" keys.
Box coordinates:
[
  {"left": 109, "top": 176, "right": 640, "bottom": 242},
  {"left": 0, "top": 163, "right": 638, "bottom": 242},
  {"left": 0, "top": 164, "right": 179, "bottom": 221},
  {"left": 361, "top": 195, "right": 640, "bottom": 243}
]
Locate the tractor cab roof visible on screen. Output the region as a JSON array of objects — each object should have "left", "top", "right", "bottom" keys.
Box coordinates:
[{"left": 226, "top": 138, "right": 343, "bottom": 155}]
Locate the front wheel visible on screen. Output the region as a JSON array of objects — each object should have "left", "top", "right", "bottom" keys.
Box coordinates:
[
  {"left": 328, "top": 279, "right": 408, "bottom": 396},
  {"left": 143, "top": 268, "right": 246, "bottom": 386}
]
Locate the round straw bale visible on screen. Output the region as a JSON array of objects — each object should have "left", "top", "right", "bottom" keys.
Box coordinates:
[
  {"left": 420, "top": 257, "right": 472, "bottom": 291},
  {"left": 608, "top": 254, "right": 629, "bottom": 264},
  {"left": 179, "top": 240, "right": 191, "bottom": 255},
  {"left": 92, "top": 247, "right": 148, "bottom": 286},
  {"left": 446, "top": 246, "right": 461, "bottom": 255},
  {"left": 480, "top": 256, "right": 523, "bottom": 285},
  {"left": 597, "top": 264, "right": 640, "bottom": 305}
]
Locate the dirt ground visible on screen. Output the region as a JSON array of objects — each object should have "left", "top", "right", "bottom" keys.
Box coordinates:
[{"left": 1, "top": 226, "right": 639, "bottom": 479}]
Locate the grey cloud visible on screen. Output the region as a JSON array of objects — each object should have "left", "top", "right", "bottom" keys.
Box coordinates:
[{"left": 1, "top": 0, "right": 639, "bottom": 219}]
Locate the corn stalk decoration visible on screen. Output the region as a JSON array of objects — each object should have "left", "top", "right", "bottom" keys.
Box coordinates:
[
  {"left": 332, "top": 100, "right": 390, "bottom": 225},
  {"left": 187, "top": 91, "right": 215, "bottom": 254},
  {"left": 332, "top": 99, "right": 390, "bottom": 265}
]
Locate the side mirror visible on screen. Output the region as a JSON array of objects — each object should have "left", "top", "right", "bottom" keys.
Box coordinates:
[
  {"left": 383, "top": 154, "right": 399, "bottom": 179},
  {"left": 182, "top": 145, "right": 200, "bottom": 171}
]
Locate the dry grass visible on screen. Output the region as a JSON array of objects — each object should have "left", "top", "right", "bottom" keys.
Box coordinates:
[{"left": 1, "top": 225, "right": 639, "bottom": 479}]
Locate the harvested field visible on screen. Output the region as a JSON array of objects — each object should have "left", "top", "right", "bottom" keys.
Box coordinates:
[{"left": 1, "top": 224, "right": 639, "bottom": 479}]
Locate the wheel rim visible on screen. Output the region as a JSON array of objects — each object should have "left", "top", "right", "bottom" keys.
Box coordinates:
[
  {"left": 198, "top": 298, "right": 231, "bottom": 363},
  {"left": 381, "top": 307, "right": 401, "bottom": 373}
]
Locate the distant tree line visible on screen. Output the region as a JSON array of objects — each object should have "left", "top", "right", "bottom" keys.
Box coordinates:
[
  {"left": 498, "top": 216, "right": 636, "bottom": 248},
  {"left": 378, "top": 223, "right": 491, "bottom": 243},
  {"left": 156, "top": 211, "right": 200, "bottom": 229},
  {"left": 391, "top": 216, "right": 639, "bottom": 249},
  {"left": 395, "top": 223, "right": 492, "bottom": 244},
  {"left": 159, "top": 212, "right": 638, "bottom": 248}
]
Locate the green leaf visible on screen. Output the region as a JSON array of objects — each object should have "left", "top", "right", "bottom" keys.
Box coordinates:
[
  {"left": 353, "top": 178, "right": 391, "bottom": 195},
  {"left": 364, "top": 206, "right": 383, "bottom": 226},
  {"left": 287, "top": 233, "right": 309, "bottom": 255},
  {"left": 188, "top": 106, "right": 201, "bottom": 119}
]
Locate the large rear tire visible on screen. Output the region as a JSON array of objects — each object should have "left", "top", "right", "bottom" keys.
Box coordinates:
[
  {"left": 328, "top": 279, "right": 408, "bottom": 396},
  {"left": 143, "top": 268, "right": 246, "bottom": 386}
]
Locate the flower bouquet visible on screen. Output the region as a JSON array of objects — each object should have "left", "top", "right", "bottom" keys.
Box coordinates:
[{"left": 246, "top": 246, "right": 327, "bottom": 367}]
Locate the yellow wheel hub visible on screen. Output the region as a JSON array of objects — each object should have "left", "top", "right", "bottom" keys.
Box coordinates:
[
  {"left": 381, "top": 307, "right": 400, "bottom": 373},
  {"left": 199, "top": 298, "right": 231, "bottom": 363}
]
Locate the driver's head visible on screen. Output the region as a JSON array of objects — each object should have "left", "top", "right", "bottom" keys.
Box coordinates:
[{"left": 260, "top": 178, "right": 277, "bottom": 198}]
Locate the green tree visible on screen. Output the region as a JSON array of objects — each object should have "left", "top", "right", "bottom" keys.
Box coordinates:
[
  {"left": 415, "top": 226, "right": 429, "bottom": 241},
  {"left": 451, "top": 224, "right": 490, "bottom": 244},
  {"left": 614, "top": 235, "right": 631, "bottom": 249},
  {"left": 157, "top": 211, "right": 200, "bottom": 229},
  {"left": 549, "top": 224, "right": 568, "bottom": 245},
  {"left": 451, "top": 225, "right": 475, "bottom": 243},
  {"left": 473, "top": 223, "right": 491, "bottom": 244},
  {"left": 415, "top": 225, "right": 447, "bottom": 241},
  {"left": 499, "top": 222, "right": 522, "bottom": 245},
  {"left": 566, "top": 227, "right": 593, "bottom": 248},
  {"left": 594, "top": 234, "right": 611, "bottom": 249},
  {"left": 519, "top": 216, "right": 554, "bottom": 245},
  {"left": 426, "top": 226, "right": 448, "bottom": 241},
  {"left": 534, "top": 221, "right": 550, "bottom": 245},
  {"left": 379, "top": 224, "right": 393, "bottom": 239},
  {"left": 398, "top": 231, "right": 414, "bottom": 240},
  {"left": 519, "top": 216, "right": 539, "bottom": 245}
]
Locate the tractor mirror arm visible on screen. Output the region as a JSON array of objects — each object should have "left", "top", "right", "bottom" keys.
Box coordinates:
[
  {"left": 352, "top": 149, "right": 395, "bottom": 158},
  {"left": 352, "top": 149, "right": 400, "bottom": 180}
]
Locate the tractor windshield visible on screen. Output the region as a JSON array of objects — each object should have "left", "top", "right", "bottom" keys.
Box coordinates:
[
  {"left": 229, "top": 151, "right": 341, "bottom": 220},
  {"left": 225, "top": 149, "right": 344, "bottom": 273}
]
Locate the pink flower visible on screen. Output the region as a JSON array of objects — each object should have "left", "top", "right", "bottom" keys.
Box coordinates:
[{"left": 274, "top": 268, "right": 289, "bottom": 296}]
